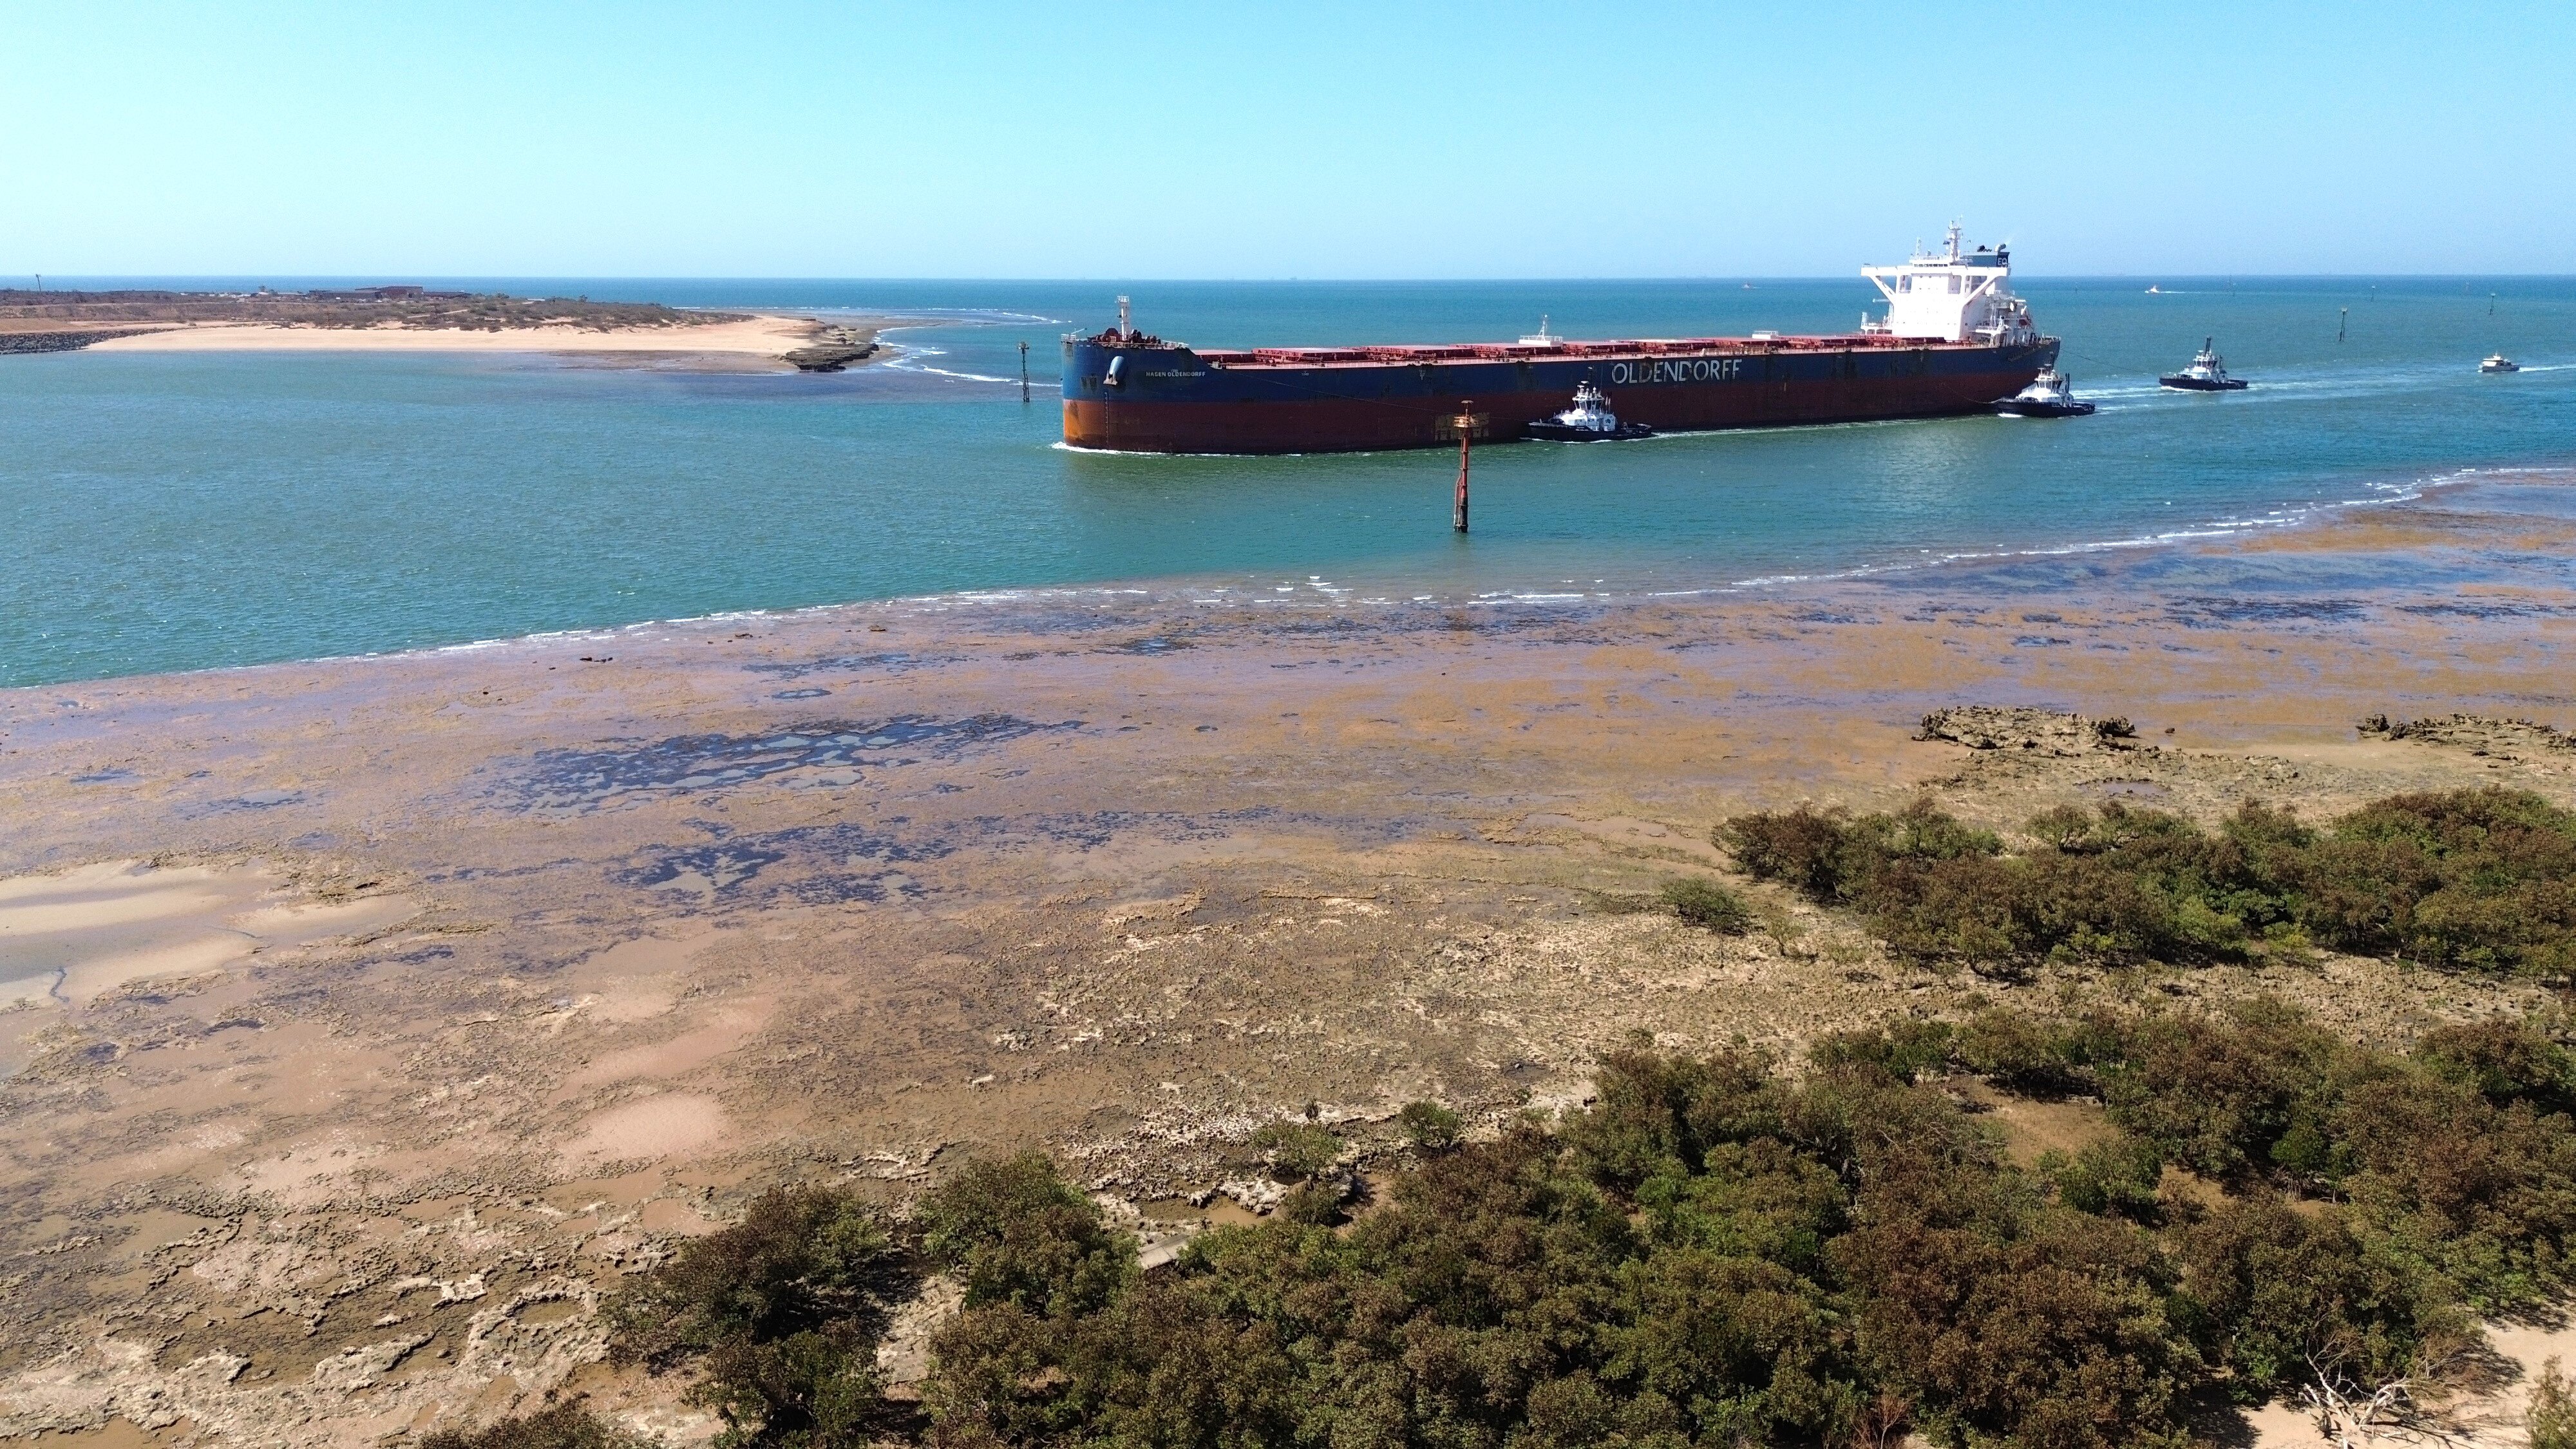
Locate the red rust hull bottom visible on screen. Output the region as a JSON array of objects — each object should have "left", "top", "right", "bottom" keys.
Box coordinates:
[{"left": 1063, "top": 374, "right": 2034, "bottom": 455}]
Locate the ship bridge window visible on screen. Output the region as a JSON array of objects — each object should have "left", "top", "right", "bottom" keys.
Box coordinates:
[{"left": 1947, "top": 275, "right": 1962, "bottom": 294}]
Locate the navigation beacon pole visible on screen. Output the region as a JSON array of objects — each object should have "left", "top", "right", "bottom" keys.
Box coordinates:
[
  {"left": 1019, "top": 341, "right": 1030, "bottom": 402},
  {"left": 1455, "top": 421, "right": 1472, "bottom": 533},
  {"left": 1444, "top": 401, "right": 1487, "bottom": 533}
]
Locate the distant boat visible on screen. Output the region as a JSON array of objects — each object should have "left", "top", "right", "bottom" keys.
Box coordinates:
[
  {"left": 2145, "top": 285, "right": 2164, "bottom": 294},
  {"left": 1525, "top": 378, "right": 1653, "bottom": 442},
  {"left": 1994, "top": 368, "right": 2097, "bottom": 418},
  {"left": 2480, "top": 354, "right": 2521, "bottom": 374},
  {"left": 1517, "top": 314, "right": 1562, "bottom": 346},
  {"left": 2159, "top": 337, "right": 2249, "bottom": 391}
]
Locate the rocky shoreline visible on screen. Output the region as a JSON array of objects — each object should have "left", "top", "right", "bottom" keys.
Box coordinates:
[
  {"left": 782, "top": 325, "right": 881, "bottom": 372},
  {"left": 3, "top": 474, "right": 2573, "bottom": 1444},
  {"left": 0, "top": 327, "right": 172, "bottom": 354}
]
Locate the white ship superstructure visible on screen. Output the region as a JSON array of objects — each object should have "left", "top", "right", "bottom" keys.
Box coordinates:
[{"left": 1862, "top": 223, "right": 2038, "bottom": 345}]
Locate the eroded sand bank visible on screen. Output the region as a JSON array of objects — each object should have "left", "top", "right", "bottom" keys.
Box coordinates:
[{"left": 3, "top": 474, "right": 2573, "bottom": 1443}]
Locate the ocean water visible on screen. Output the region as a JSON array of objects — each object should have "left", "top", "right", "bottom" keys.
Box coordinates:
[{"left": 5, "top": 276, "right": 2572, "bottom": 687}]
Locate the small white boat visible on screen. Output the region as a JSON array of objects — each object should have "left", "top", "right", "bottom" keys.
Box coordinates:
[
  {"left": 1994, "top": 368, "right": 2096, "bottom": 418},
  {"left": 1525, "top": 379, "right": 1653, "bottom": 442},
  {"left": 2160, "top": 337, "right": 2248, "bottom": 391},
  {"left": 2481, "top": 354, "right": 2521, "bottom": 374}
]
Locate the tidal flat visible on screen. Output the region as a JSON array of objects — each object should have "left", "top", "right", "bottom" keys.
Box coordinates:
[{"left": 2, "top": 473, "right": 2573, "bottom": 1443}]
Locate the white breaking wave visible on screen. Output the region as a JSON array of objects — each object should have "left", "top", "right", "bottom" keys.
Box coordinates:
[
  {"left": 165, "top": 464, "right": 2568, "bottom": 685},
  {"left": 876, "top": 335, "right": 1034, "bottom": 386}
]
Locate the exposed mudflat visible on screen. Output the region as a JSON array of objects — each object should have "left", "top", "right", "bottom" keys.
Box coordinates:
[{"left": 3, "top": 473, "right": 2573, "bottom": 1444}]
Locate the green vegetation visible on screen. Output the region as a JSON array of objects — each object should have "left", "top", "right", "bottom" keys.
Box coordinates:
[
  {"left": 917, "top": 1153, "right": 1133, "bottom": 1323},
  {"left": 2533, "top": 1358, "right": 2576, "bottom": 1449},
  {"left": 419, "top": 1401, "right": 647, "bottom": 1449},
  {"left": 1723, "top": 788, "right": 2576, "bottom": 976},
  {"left": 599, "top": 997, "right": 2576, "bottom": 1448},
  {"left": 594, "top": 781, "right": 2576, "bottom": 1446},
  {"left": 902, "top": 1005, "right": 2576, "bottom": 1443},
  {"left": 0, "top": 287, "right": 737, "bottom": 334},
  {"left": 605, "top": 1184, "right": 913, "bottom": 1447},
  {"left": 1661, "top": 876, "right": 1755, "bottom": 933},
  {"left": 910, "top": 1004, "right": 2576, "bottom": 1448},
  {"left": 1397, "top": 1099, "right": 1466, "bottom": 1151},
  {"left": 1248, "top": 1120, "right": 1344, "bottom": 1182}
]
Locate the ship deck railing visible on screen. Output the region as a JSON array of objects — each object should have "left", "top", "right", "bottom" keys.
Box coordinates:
[{"left": 1192, "top": 332, "right": 1964, "bottom": 368}]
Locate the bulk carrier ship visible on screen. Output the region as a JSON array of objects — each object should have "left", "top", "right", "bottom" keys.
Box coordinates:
[{"left": 1062, "top": 226, "right": 2058, "bottom": 454}]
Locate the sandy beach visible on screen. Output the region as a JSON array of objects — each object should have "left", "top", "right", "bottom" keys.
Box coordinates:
[
  {"left": 84, "top": 312, "right": 831, "bottom": 361},
  {"left": 4, "top": 474, "right": 2575, "bottom": 1443}
]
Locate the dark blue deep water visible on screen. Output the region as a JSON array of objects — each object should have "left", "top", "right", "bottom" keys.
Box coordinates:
[{"left": 5, "top": 276, "right": 2572, "bottom": 685}]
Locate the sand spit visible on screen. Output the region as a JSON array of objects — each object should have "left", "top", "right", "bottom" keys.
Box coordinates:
[
  {"left": 83, "top": 313, "right": 832, "bottom": 365},
  {"left": 3, "top": 475, "right": 2574, "bottom": 1443}
]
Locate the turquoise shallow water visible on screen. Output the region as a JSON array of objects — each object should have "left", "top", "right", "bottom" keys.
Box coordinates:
[{"left": 5, "top": 277, "right": 2573, "bottom": 687}]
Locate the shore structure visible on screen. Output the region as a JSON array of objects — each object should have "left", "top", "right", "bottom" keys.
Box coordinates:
[
  {"left": 1063, "top": 226, "right": 2052, "bottom": 453},
  {"left": 3, "top": 474, "right": 2574, "bottom": 1444}
]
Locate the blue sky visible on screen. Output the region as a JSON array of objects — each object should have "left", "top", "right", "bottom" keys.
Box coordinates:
[{"left": 6, "top": 1, "right": 2570, "bottom": 278}]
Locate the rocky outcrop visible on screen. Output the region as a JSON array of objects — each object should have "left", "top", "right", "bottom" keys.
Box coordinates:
[
  {"left": 784, "top": 325, "right": 880, "bottom": 372},
  {"left": 2359, "top": 712, "right": 2576, "bottom": 761},
  {"left": 1917, "top": 705, "right": 2141, "bottom": 755},
  {"left": 0, "top": 327, "right": 169, "bottom": 354}
]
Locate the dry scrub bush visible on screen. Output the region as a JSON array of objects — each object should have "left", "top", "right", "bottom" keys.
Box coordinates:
[
  {"left": 419, "top": 1402, "right": 648, "bottom": 1449},
  {"left": 604, "top": 1184, "right": 911, "bottom": 1448},
  {"left": 1723, "top": 788, "right": 2576, "bottom": 977},
  {"left": 603, "top": 1016, "right": 2576, "bottom": 1445},
  {"left": 1397, "top": 1099, "right": 1465, "bottom": 1151},
  {"left": 2533, "top": 1357, "right": 2576, "bottom": 1449},
  {"left": 1658, "top": 876, "right": 1754, "bottom": 933},
  {"left": 925, "top": 1019, "right": 2555, "bottom": 1449},
  {"left": 1248, "top": 1120, "right": 1342, "bottom": 1181}
]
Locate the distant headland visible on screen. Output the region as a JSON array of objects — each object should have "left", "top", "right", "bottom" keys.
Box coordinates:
[{"left": 0, "top": 286, "right": 891, "bottom": 370}]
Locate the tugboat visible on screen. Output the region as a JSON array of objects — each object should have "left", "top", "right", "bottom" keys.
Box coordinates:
[
  {"left": 1993, "top": 367, "right": 2096, "bottom": 418},
  {"left": 2481, "top": 354, "right": 2522, "bottom": 374},
  {"left": 2159, "top": 337, "right": 2249, "bottom": 391},
  {"left": 1524, "top": 379, "right": 1654, "bottom": 442}
]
